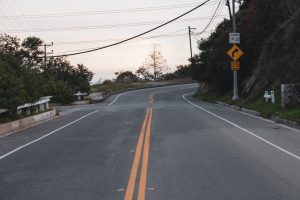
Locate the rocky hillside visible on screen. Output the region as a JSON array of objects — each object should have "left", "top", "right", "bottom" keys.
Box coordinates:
[
  {"left": 192, "top": 0, "right": 300, "bottom": 98},
  {"left": 242, "top": 7, "right": 300, "bottom": 97}
]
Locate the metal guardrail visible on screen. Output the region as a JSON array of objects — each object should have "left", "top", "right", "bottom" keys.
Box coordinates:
[{"left": 0, "top": 96, "right": 52, "bottom": 114}]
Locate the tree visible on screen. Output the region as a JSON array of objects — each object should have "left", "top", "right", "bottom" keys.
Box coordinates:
[
  {"left": 43, "top": 57, "right": 94, "bottom": 93},
  {"left": 21, "top": 36, "right": 44, "bottom": 69},
  {"left": 115, "top": 71, "right": 138, "bottom": 83},
  {"left": 42, "top": 78, "right": 74, "bottom": 104},
  {"left": 0, "top": 34, "right": 43, "bottom": 110},
  {"left": 0, "top": 56, "right": 27, "bottom": 115},
  {"left": 136, "top": 66, "right": 152, "bottom": 81},
  {"left": 141, "top": 44, "right": 169, "bottom": 81},
  {"left": 174, "top": 65, "right": 192, "bottom": 78},
  {"left": 73, "top": 64, "right": 94, "bottom": 92},
  {"left": 0, "top": 33, "right": 94, "bottom": 112}
]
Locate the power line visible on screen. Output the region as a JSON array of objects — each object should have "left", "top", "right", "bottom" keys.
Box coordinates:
[
  {"left": 0, "top": 1, "right": 220, "bottom": 19},
  {"left": 0, "top": 1, "right": 21, "bottom": 33},
  {"left": 192, "top": 32, "right": 201, "bottom": 41},
  {"left": 16, "top": 0, "right": 52, "bottom": 41},
  {"left": 2, "top": 15, "right": 227, "bottom": 33},
  {"left": 207, "top": 0, "right": 226, "bottom": 31},
  {"left": 54, "top": 33, "right": 191, "bottom": 54},
  {"left": 50, "top": 0, "right": 212, "bottom": 57},
  {"left": 55, "top": 28, "right": 189, "bottom": 45},
  {"left": 54, "top": 29, "right": 215, "bottom": 54},
  {"left": 196, "top": 0, "right": 223, "bottom": 36}
]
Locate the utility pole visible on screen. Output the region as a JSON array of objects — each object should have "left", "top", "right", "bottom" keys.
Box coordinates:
[
  {"left": 41, "top": 42, "right": 53, "bottom": 68},
  {"left": 188, "top": 26, "right": 196, "bottom": 63},
  {"left": 226, "top": 0, "right": 233, "bottom": 23},
  {"left": 232, "top": 0, "right": 239, "bottom": 100}
]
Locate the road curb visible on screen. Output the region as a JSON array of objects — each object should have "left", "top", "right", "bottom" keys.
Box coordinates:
[
  {"left": 215, "top": 101, "right": 300, "bottom": 130},
  {"left": 0, "top": 110, "right": 57, "bottom": 138}
]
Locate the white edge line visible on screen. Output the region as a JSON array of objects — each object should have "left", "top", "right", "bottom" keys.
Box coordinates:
[
  {"left": 182, "top": 93, "right": 300, "bottom": 161},
  {"left": 215, "top": 103, "right": 300, "bottom": 134},
  {"left": 108, "top": 92, "right": 130, "bottom": 106},
  {"left": 108, "top": 83, "right": 198, "bottom": 106},
  {"left": 0, "top": 109, "right": 100, "bottom": 160}
]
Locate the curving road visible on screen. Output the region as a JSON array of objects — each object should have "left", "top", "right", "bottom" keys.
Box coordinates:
[{"left": 0, "top": 84, "right": 300, "bottom": 200}]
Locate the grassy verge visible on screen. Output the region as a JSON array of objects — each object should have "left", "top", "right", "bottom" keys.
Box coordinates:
[
  {"left": 91, "top": 79, "right": 194, "bottom": 94},
  {"left": 194, "top": 93, "right": 300, "bottom": 123},
  {"left": 91, "top": 82, "right": 146, "bottom": 94}
]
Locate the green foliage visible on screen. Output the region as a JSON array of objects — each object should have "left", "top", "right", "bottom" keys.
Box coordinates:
[
  {"left": 279, "top": 108, "right": 300, "bottom": 123},
  {"left": 43, "top": 79, "right": 74, "bottom": 104},
  {"left": 0, "top": 34, "right": 94, "bottom": 111},
  {"left": 162, "top": 73, "right": 177, "bottom": 80},
  {"left": 102, "top": 79, "right": 113, "bottom": 85},
  {"left": 194, "top": 92, "right": 300, "bottom": 122},
  {"left": 191, "top": 0, "right": 293, "bottom": 95},
  {"left": 91, "top": 82, "right": 145, "bottom": 94},
  {"left": 0, "top": 58, "right": 27, "bottom": 111},
  {"left": 136, "top": 66, "right": 153, "bottom": 81},
  {"left": 191, "top": 19, "right": 232, "bottom": 93},
  {"left": 174, "top": 65, "right": 192, "bottom": 78},
  {"left": 115, "top": 71, "right": 138, "bottom": 83},
  {"left": 43, "top": 58, "right": 94, "bottom": 94}
]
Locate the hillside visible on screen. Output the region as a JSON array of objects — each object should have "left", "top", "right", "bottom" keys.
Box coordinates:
[{"left": 192, "top": 0, "right": 300, "bottom": 99}]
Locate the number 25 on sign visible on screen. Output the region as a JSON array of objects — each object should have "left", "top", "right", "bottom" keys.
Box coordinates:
[{"left": 231, "top": 61, "right": 240, "bottom": 71}]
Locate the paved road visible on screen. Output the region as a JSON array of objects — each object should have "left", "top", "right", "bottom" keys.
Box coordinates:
[{"left": 0, "top": 84, "right": 300, "bottom": 200}]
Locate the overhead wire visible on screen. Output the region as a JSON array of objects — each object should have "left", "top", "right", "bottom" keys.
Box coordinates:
[
  {"left": 54, "top": 32, "right": 192, "bottom": 54},
  {"left": 0, "top": 1, "right": 220, "bottom": 19},
  {"left": 2, "top": 15, "right": 227, "bottom": 33},
  {"left": 0, "top": 1, "right": 21, "bottom": 34},
  {"left": 54, "top": 29, "right": 215, "bottom": 48},
  {"left": 208, "top": 0, "right": 226, "bottom": 31},
  {"left": 16, "top": 0, "right": 52, "bottom": 42},
  {"left": 54, "top": 29, "right": 215, "bottom": 55},
  {"left": 196, "top": 0, "right": 223, "bottom": 36},
  {"left": 50, "top": 0, "right": 212, "bottom": 57},
  {"left": 54, "top": 28, "right": 189, "bottom": 46}
]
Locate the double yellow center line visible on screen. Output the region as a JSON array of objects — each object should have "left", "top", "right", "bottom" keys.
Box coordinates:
[{"left": 124, "top": 94, "right": 154, "bottom": 200}]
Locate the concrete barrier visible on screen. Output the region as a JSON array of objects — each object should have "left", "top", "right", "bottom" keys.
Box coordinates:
[{"left": 0, "top": 110, "right": 57, "bottom": 137}]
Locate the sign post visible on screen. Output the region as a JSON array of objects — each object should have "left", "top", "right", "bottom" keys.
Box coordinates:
[
  {"left": 230, "top": 0, "right": 240, "bottom": 100},
  {"left": 227, "top": 43, "right": 244, "bottom": 100}
]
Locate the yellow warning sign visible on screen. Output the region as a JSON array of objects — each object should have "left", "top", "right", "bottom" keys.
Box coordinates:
[
  {"left": 227, "top": 44, "right": 244, "bottom": 61},
  {"left": 231, "top": 61, "right": 240, "bottom": 71}
]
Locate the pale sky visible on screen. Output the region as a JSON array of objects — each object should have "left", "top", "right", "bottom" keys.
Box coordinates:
[{"left": 0, "top": 0, "right": 230, "bottom": 83}]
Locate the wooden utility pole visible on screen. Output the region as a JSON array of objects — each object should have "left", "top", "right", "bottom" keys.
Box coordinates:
[
  {"left": 41, "top": 42, "right": 53, "bottom": 68},
  {"left": 188, "top": 26, "right": 196, "bottom": 63}
]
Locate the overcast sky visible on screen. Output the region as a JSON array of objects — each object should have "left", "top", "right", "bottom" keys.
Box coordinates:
[{"left": 0, "top": 0, "right": 229, "bottom": 83}]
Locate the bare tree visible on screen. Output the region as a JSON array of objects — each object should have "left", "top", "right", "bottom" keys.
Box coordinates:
[{"left": 140, "top": 44, "right": 169, "bottom": 81}]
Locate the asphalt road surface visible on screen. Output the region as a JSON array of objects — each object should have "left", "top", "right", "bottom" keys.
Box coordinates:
[{"left": 1, "top": 84, "right": 300, "bottom": 200}]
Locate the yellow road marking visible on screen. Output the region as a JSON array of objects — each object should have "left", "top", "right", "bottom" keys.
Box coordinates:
[
  {"left": 124, "top": 93, "right": 155, "bottom": 200},
  {"left": 138, "top": 108, "right": 152, "bottom": 200},
  {"left": 124, "top": 108, "right": 150, "bottom": 200}
]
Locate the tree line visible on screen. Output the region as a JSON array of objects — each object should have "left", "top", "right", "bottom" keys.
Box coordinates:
[
  {"left": 0, "top": 34, "right": 94, "bottom": 113},
  {"left": 106, "top": 43, "right": 192, "bottom": 84}
]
